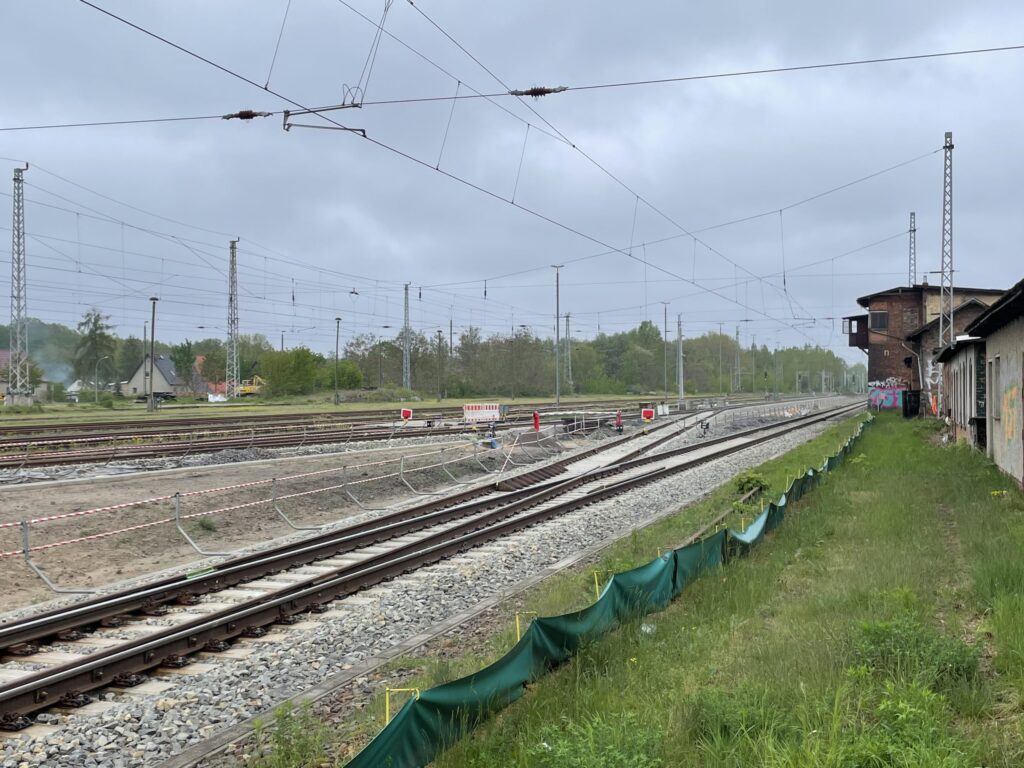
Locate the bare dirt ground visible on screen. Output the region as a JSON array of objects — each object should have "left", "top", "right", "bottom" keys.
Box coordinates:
[{"left": 0, "top": 437, "right": 554, "bottom": 611}]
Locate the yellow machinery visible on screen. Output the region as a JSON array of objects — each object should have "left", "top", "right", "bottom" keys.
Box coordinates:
[{"left": 237, "top": 375, "right": 265, "bottom": 397}]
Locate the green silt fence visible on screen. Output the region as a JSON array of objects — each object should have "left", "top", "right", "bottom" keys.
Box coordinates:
[{"left": 345, "top": 415, "right": 872, "bottom": 768}]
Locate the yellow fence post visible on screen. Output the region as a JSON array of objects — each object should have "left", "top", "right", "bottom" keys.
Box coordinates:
[
  {"left": 515, "top": 611, "right": 538, "bottom": 642},
  {"left": 385, "top": 687, "right": 421, "bottom": 723}
]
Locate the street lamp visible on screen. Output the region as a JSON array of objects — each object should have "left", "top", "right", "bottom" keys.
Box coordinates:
[
  {"left": 334, "top": 317, "right": 341, "bottom": 406},
  {"left": 147, "top": 297, "right": 158, "bottom": 413},
  {"left": 94, "top": 355, "right": 111, "bottom": 403}
]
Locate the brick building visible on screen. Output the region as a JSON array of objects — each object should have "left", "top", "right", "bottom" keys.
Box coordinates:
[{"left": 844, "top": 283, "right": 1004, "bottom": 410}]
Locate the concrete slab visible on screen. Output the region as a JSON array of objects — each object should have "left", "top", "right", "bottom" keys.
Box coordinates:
[
  {"left": 155, "top": 662, "right": 218, "bottom": 676},
  {"left": 109, "top": 679, "right": 176, "bottom": 696},
  {"left": 0, "top": 724, "right": 59, "bottom": 741},
  {"left": 197, "top": 647, "right": 255, "bottom": 661},
  {"left": 55, "top": 700, "right": 118, "bottom": 716},
  {"left": 1, "top": 650, "right": 87, "bottom": 665}
]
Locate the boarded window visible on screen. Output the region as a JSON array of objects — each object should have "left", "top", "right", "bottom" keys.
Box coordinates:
[
  {"left": 869, "top": 311, "right": 888, "bottom": 331},
  {"left": 903, "top": 308, "right": 919, "bottom": 330}
]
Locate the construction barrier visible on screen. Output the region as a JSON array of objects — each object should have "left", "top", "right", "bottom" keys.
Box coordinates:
[{"left": 344, "top": 414, "right": 873, "bottom": 768}]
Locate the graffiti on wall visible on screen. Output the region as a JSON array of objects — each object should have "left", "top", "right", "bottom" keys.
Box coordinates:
[
  {"left": 868, "top": 387, "right": 905, "bottom": 409},
  {"left": 868, "top": 377, "right": 906, "bottom": 409},
  {"left": 869, "top": 377, "right": 906, "bottom": 388},
  {"left": 1003, "top": 384, "right": 1020, "bottom": 443}
]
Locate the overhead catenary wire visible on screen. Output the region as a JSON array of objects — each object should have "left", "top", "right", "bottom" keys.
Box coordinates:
[
  {"left": 4, "top": 39, "right": 1019, "bottom": 131},
  {"left": 263, "top": 0, "right": 293, "bottom": 89},
  {"left": 75, "top": 1, "right": 827, "bottom": 344}
]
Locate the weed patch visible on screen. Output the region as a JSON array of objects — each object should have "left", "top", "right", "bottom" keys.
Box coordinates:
[{"left": 855, "top": 614, "right": 981, "bottom": 692}]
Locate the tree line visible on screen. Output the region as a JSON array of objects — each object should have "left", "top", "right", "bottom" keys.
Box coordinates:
[{"left": 2, "top": 311, "right": 865, "bottom": 399}]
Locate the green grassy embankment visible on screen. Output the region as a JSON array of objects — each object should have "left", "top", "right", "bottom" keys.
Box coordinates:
[{"left": 428, "top": 414, "right": 1024, "bottom": 767}]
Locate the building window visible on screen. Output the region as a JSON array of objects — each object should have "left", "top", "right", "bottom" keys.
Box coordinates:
[
  {"left": 869, "top": 311, "right": 888, "bottom": 331},
  {"left": 993, "top": 356, "right": 1002, "bottom": 420}
]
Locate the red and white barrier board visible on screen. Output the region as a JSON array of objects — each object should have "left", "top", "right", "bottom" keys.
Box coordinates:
[{"left": 463, "top": 403, "right": 504, "bottom": 423}]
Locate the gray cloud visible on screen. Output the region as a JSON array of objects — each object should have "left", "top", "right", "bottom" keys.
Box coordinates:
[{"left": 2, "top": 0, "right": 1022, "bottom": 358}]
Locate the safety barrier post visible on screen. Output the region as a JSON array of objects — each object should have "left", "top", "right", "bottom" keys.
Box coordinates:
[
  {"left": 497, "top": 433, "right": 522, "bottom": 475},
  {"left": 472, "top": 440, "right": 495, "bottom": 473},
  {"left": 399, "top": 456, "right": 446, "bottom": 496},
  {"left": 441, "top": 449, "right": 472, "bottom": 485},
  {"left": 515, "top": 610, "right": 538, "bottom": 642},
  {"left": 591, "top": 569, "right": 611, "bottom": 600},
  {"left": 19, "top": 521, "right": 97, "bottom": 594},
  {"left": 385, "top": 687, "right": 420, "bottom": 724},
  {"left": 174, "top": 492, "right": 229, "bottom": 557},
  {"left": 341, "top": 465, "right": 387, "bottom": 512},
  {"left": 271, "top": 478, "right": 326, "bottom": 530}
]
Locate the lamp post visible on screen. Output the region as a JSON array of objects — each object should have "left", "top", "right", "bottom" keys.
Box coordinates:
[
  {"left": 142, "top": 321, "right": 148, "bottom": 400},
  {"left": 334, "top": 316, "right": 341, "bottom": 406},
  {"left": 147, "top": 297, "right": 158, "bottom": 413},
  {"left": 94, "top": 355, "right": 111, "bottom": 403}
]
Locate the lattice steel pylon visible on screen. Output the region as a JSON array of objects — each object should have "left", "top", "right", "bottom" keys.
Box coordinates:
[
  {"left": 908, "top": 211, "right": 916, "bottom": 286},
  {"left": 938, "top": 132, "right": 954, "bottom": 349},
  {"left": 7, "top": 165, "right": 32, "bottom": 402},
  {"left": 226, "top": 239, "right": 240, "bottom": 398},
  {"left": 402, "top": 283, "right": 411, "bottom": 390}
]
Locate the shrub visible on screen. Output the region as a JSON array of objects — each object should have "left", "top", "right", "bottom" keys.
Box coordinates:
[
  {"left": 855, "top": 615, "right": 980, "bottom": 691},
  {"left": 734, "top": 471, "right": 768, "bottom": 496},
  {"left": 527, "top": 713, "right": 664, "bottom": 768}
]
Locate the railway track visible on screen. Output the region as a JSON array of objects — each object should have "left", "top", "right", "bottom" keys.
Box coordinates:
[
  {"left": 0, "top": 398, "right": 653, "bottom": 471},
  {"left": 0, "top": 401, "right": 862, "bottom": 728},
  {"left": 0, "top": 394, "right": 816, "bottom": 472}
]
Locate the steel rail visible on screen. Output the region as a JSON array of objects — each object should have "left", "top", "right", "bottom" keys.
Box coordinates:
[
  {"left": 0, "top": 403, "right": 860, "bottom": 722},
  {"left": 0, "top": 394, "right": 816, "bottom": 470},
  {"left": 0, "top": 420, "right": 680, "bottom": 650}
]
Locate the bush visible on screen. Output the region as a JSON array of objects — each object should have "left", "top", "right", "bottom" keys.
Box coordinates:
[
  {"left": 855, "top": 615, "right": 980, "bottom": 691},
  {"left": 734, "top": 471, "right": 768, "bottom": 496},
  {"left": 527, "top": 713, "right": 664, "bottom": 768}
]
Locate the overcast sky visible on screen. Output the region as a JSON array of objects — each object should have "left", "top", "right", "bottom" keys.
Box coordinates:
[{"left": 2, "top": 0, "right": 1022, "bottom": 362}]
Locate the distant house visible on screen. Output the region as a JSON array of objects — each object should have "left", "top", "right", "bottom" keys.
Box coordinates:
[
  {"left": 124, "top": 354, "right": 198, "bottom": 398},
  {"left": 195, "top": 354, "right": 226, "bottom": 395}
]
